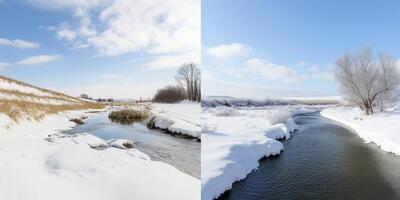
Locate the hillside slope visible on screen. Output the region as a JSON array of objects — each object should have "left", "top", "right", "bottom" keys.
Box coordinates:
[{"left": 0, "top": 76, "right": 102, "bottom": 125}]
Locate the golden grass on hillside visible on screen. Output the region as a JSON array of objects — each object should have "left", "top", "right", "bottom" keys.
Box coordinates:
[
  {"left": 0, "top": 75, "right": 85, "bottom": 103},
  {"left": 0, "top": 100, "right": 104, "bottom": 123},
  {"left": 0, "top": 75, "right": 105, "bottom": 124},
  {"left": 0, "top": 89, "right": 81, "bottom": 104}
]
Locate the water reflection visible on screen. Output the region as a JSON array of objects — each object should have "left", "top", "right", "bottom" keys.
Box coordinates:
[{"left": 219, "top": 112, "right": 400, "bottom": 200}]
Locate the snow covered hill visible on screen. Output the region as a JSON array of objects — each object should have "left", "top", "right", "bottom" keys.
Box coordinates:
[{"left": 0, "top": 76, "right": 102, "bottom": 127}]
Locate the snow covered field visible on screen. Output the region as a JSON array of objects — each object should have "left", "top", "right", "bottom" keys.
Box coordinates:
[
  {"left": 321, "top": 106, "right": 400, "bottom": 156},
  {"left": 201, "top": 105, "right": 325, "bottom": 200},
  {"left": 149, "top": 101, "right": 201, "bottom": 138},
  {"left": 0, "top": 109, "right": 200, "bottom": 200}
]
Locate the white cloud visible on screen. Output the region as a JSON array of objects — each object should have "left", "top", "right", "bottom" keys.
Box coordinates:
[
  {"left": 245, "top": 58, "right": 307, "bottom": 83},
  {"left": 145, "top": 51, "right": 199, "bottom": 70},
  {"left": 17, "top": 55, "right": 62, "bottom": 65},
  {"left": 27, "top": 0, "right": 200, "bottom": 69},
  {"left": 30, "top": 0, "right": 199, "bottom": 65},
  {"left": 0, "top": 38, "right": 40, "bottom": 49},
  {"left": 308, "top": 65, "right": 334, "bottom": 81},
  {"left": 207, "top": 43, "right": 251, "bottom": 60},
  {"left": 56, "top": 24, "right": 77, "bottom": 41}
]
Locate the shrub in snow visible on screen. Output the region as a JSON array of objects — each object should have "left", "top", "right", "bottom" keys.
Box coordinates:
[
  {"left": 265, "top": 107, "right": 292, "bottom": 125},
  {"left": 109, "top": 109, "right": 149, "bottom": 125},
  {"left": 152, "top": 85, "right": 187, "bottom": 103}
]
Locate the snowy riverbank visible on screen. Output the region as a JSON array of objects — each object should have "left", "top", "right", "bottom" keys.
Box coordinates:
[
  {"left": 0, "top": 109, "right": 200, "bottom": 200},
  {"left": 149, "top": 101, "right": 201, "bottom": 138},
  {"left": 201, "top": 105, "right": 325, "bottom": 200},
  {"left": 321, "top": 106, "right": 400, "bottom": 156}
]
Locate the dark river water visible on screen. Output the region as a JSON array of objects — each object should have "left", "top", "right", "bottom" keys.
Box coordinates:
[
  {"left": 218, "top": 112, "right": 400, "bottom": 200},
  {"left": 65, "top": 111, "right": 200, "bottom": 178}
]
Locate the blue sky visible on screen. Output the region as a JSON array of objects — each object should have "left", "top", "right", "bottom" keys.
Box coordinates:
[
  {"left": 0, "top": 0, "right": 199, "bottom": 99},
  {"left": 202, "top": 0, "right": 400, "bottom": 98}
]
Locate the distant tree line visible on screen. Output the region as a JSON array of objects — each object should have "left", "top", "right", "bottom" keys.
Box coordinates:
[
  {"left": 80, "top": 94, "right": 114, "bottom": 102},
  {"left": 335, "top": 48, "right": 400, "bottom": 115},
  {"left": 153, "top": 63, "right": 201, "bottom": 103}
]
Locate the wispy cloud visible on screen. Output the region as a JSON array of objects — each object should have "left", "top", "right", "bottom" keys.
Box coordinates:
[
  {"left": 145, "top": 51, "right": 199, "bottom": 70},
  {"left": 207, "top": 43, "right": 251, "bottom": 60},
  {"left": 245, "top": 58, "right": 307, "bottom": 83},
  {"left": 17, "top": 54, "right": 62, "bottom": 65},
  {"left": 56, "top": 24, "right": 77, "bottom": 41},
  {"left": 28, "top": 0, "right": 200, "bottom": 70},
  {"left": 0, "top": 37, "right": 40, "bottom": 49}
]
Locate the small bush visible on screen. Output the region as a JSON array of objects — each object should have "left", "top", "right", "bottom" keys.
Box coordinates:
[
  {"left": 265, "top": 107, "right": 292, "bottom": 125},
  {"left": 109, "top": 109, "right": 149, "bottom": 125},
  {"left": 153, "top": 85, "right": 186, "bottom": 103}
]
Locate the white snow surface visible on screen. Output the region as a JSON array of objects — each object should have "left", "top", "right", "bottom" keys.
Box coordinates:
[
  {"left": 0, "top": 78, "right": 55, "bottom": 97},
  {"left": 0, "top": 110, "right": 200, "bottom": 200},
  {"left": 201, "top": 105, "right": 322, "bottom": 200},
  {"left": 150, "top": 101, "right": 201, "bottom": 138},
  {"left": 321, "top": 106, "right": 400, "bottom": 155}
]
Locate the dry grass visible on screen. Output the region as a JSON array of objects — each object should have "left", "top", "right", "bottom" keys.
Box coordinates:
[
  {"left": 0, "top": 100, "right": 104, "bottom": 123},
  {"left": 0, "top": 89, "right": 82, "bottom": 104},
  {"left": 0, "top": 76, "right": 105, "bottom": 124},
  {"left": 109, "top": 109, "right": 150, "bottom": 125},
  {"left": 0, "top": 76, "right": 84, "bottom": 103}
]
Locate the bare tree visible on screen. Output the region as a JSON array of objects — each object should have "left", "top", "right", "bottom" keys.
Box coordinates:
[
  {"left": 335, "top": 48, "right": 400, "bottom": 115},
  {"left": 375, "top": 54, "right": 400, "bottom": 111},
  {"left": 175, "top": 63, "right": 201, "bottom": 102}
]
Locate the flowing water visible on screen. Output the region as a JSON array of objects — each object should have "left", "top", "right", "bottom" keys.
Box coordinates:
[
  {"left": 219, "top": 112, "right": 400, "bottom": 200},
  {"left": 65, "top": 111, "right": 200, "bottom": 178}
]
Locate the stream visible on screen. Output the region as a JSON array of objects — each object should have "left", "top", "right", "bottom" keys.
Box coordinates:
[
  {"left": 219, "top": 112, "right": 400, "bottom": 200},
  {"left": 65, "top": 111, "right": 200, "bottom": 178}
]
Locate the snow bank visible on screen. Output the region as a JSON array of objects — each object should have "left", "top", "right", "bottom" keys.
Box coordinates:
[
  {"left": 321, "top": 106, "right": 400, "bottom": 155},
  {"left": 0, "top": 110, "right": 200, "bottom": 200},
  {"left": 201, "top": 106, "right": 299, "bottom": 200},
  {"left": 149, "top": 102, "right": 201, "bottom": 138}
]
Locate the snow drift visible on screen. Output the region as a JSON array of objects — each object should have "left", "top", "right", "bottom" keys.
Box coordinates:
[
  {"left": 0, "top": 110, "right": 200, "bottom": 200},
  {"left": 147, "top": 101, "right": 201, "bottom": 138}
]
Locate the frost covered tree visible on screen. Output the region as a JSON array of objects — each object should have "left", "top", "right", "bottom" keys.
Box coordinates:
[
  {"left": 175, "top": 63, "right": 201, "bottom": 102},
  {"left": 335, "top": 48, "right": 400, "bottom": 115}
]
